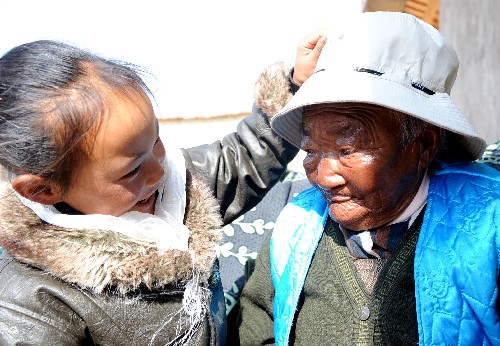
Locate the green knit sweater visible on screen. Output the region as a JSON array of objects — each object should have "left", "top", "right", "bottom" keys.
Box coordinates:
[{"left": 238, "top": 212, "right": 424, "bottom": 345}]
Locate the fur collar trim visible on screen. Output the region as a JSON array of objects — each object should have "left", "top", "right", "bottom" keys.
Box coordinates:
[
  {"left": 254, "top": 62, "right": 294, "bottom": 117},
  {"left": 0, "top": 175, "right": 222, "bottom": 294}
]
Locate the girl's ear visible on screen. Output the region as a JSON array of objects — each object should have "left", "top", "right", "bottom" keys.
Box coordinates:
[{"left": 11, "top": 174, "right": 63, "bottom": 205}]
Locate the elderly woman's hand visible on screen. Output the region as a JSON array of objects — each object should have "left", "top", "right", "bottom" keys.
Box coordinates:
[{"left": 293, "top": 29, "right": 327, "bottom": 86}]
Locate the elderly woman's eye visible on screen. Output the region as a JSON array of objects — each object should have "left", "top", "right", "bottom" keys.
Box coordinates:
[
  {"left": 340, "top": 148, "right": 355, "bottom": 156},
  {"left": 301, "top": 142, "right": 316, "bottom": 155}
]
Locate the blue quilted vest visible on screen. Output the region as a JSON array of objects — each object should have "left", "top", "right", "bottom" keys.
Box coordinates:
[{"left": 270, "top": 161, "right": 500, "bottom": 345}]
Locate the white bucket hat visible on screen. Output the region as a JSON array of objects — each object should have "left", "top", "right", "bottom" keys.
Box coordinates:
[{"left": 271, "top": 11, "right": 486, "bottom": 160}]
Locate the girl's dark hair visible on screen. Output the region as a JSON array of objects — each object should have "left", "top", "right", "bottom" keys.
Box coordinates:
[{"left": 0, "top": 40, "right": 154, "bottom": 193}]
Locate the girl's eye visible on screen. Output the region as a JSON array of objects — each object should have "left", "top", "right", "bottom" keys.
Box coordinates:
[{"left": 123, "top": 165, "right": 141, "bottom": 179}]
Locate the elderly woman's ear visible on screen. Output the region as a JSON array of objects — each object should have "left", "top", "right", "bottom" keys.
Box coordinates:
[{"left": 417, "top": 125, "right": 442, "bottom": 169}]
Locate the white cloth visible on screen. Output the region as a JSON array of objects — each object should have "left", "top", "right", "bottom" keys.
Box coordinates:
[{"left": 17, "top": 147, "right": 190, "bottom": 251}]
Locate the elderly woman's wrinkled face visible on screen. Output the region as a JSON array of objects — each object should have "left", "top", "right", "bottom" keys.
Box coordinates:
[{"left": 302, "top": 104, "right": 426, "bottom": 231}]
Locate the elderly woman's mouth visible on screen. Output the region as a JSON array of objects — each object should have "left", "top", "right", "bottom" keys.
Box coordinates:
[{"left": 322, "top": 193, "right": 352, "bottom": 203}]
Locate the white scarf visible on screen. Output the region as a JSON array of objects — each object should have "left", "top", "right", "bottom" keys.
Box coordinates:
[{"left": 17, "top": 146, "right": 190, "bottom": 251}]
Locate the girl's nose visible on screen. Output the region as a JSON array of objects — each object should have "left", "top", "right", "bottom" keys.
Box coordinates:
[
  {"left": 146, "top": 141, "right": 166, "bottom": 187},
  {"left": 315, "top": 156, "right": 346, "bottom": 188}
]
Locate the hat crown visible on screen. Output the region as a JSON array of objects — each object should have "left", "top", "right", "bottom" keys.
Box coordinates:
[
  {"left": 317, "top": 12, "right": 459, "bottom": 95},
  {"left": 270, "top": 11, "right": 486, "bottom": 160}
]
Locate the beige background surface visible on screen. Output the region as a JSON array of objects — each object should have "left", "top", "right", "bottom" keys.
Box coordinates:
[{"left": 441, "top": 0, "right": 500, "bottom": 144}]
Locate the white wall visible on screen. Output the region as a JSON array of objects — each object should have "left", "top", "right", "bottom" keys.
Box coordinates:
[{"left": 1, "top": 0, "right": 364, "bottom": 122}]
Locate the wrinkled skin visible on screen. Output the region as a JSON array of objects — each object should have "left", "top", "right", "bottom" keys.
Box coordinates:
[{"left": 301, "top": 103, "right": 441, "bottom": 231}]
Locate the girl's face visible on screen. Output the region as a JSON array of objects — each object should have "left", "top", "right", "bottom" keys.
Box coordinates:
[{"left": 61, "top": 91, "right": 166, "bottom": 216}]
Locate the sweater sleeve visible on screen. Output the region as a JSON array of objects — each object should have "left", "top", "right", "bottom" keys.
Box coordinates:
[{"left": 237, "top": 232, "right": 276, "bottom": 345}]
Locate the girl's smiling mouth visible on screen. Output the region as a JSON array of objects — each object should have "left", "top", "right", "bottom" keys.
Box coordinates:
[{"left": 132, "top": 190, "right": 158, "bottom": 214}]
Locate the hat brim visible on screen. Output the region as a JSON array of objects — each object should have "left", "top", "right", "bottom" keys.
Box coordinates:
[{"left": 271, "top": 70, "right": 486, "bottom": 160}]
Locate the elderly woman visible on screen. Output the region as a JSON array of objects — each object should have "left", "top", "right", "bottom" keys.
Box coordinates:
[{"left": 238, "top": 12, "right": 500, "bottom": 346}]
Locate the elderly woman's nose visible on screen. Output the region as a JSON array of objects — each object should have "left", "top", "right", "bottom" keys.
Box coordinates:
[{"left": 315, "top": 156, "right": 345, "bottom": 187}]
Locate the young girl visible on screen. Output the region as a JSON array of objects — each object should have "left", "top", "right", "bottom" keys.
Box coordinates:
[{"left": 0, "top": 34, "right": 325, "bottom": 345}]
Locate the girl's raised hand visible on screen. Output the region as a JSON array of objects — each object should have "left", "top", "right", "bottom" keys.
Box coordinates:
[{"left": 293, "top": 29, "right": 328, "bottom": 85}]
